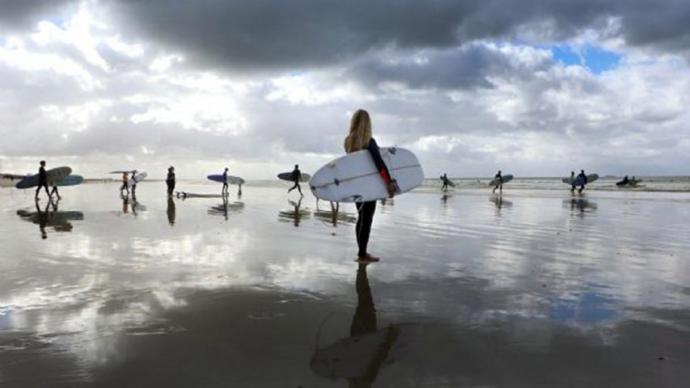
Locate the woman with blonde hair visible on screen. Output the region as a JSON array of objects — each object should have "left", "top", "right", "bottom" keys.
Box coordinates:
[{"left": 344, "top": 109, "right": 397, "bottom": 262}]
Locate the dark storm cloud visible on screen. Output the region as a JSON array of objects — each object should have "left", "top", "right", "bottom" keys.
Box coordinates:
[
  {"left": 100, "top": 0, "right": 690, "bottom": 73},
  {"left": 0, "top": 0, "right": 76, "bottom": 31}
]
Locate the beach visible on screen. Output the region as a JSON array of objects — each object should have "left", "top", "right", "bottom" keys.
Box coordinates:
[{"left": 1, "top": 182, "right": 689, "bottom": 387}]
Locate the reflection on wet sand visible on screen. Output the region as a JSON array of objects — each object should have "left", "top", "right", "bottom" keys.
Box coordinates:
[
  {"left": 207, "top": 197, "right": 245, "bottom": 220},
  {"left": 490, "top": 194, "right": 512, "bottom": 210},
  {"left": 167, "top": 197, "right": 176, "bottom": 226},
  {"left": 16, "top": 200, "right": 83, "bottom": 238},
  {"left": 564, "top": 198, "right": 598, "bottom": 213},
  {"left": 314, "top": 201, "right": 357, "bottom": 226},
  {"left": 311, "top": 264, "right": 400, "bottom": 387},
  {"left": 120, "top": 194, "right": 146, "bottom": 215},
  {"left": 278, "top": 197, "right": 310, "bottom": 227}
]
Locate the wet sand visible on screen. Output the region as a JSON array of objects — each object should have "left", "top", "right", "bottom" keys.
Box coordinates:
[{"left": 1, "top": 183, "right": 689, "bottom": 387}]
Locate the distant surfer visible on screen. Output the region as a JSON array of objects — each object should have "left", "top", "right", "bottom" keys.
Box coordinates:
[
  {"left": 35, "top": 160, "right": 51, "bottom": 201},
  {"left": 569, "top": 171, "right": 576, "bottom": 192},
  {"left": 440, "top": 173, "right": 450, "bottom": 192},
  {"left": 287, "top": 164, "right": 303, "bottom": 196},
  {"left": 344, "top": 109, "right": 396, "bottom": 262},
  {"left": 577, "top": 170, "right": 588, "bottom": 193},
  {"left": 120, "top": 172, "right": 129, "bottom": 195},
  {"left": 492, "top": 170, "right": 503, "bottom": 194},
  {"left": 166, "top": 166, "right": 176, "bottom": 197},
  {"left": 222, "top": 167, "right": 229, "bottom": 196},
  {"left": 130, "top": 170, "right": 138, "bottom": 196}
]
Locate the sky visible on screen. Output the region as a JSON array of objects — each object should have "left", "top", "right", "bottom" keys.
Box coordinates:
[{"left": 0, "top": 0, "right": 689, "bottom": 179}]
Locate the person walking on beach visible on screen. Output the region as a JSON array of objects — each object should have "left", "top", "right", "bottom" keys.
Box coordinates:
[
  {"left": 344, "top": 109, "right": 396, "bottom": 262},
  {"left": 569, "top": 171, "right": 576, "bottom": 192},
  {"left": 35, "top": 161, "right": 50, "bottom": 201},
  {"left": 492, "top": 170, "right": 503, "bottom": 194},
  {"left": 288, "top": 164, "right": 303, "bottom": 196},
  {"left": 120, "top": 172, "right": 129, "bottom": 196},
  {"left": 221, "top": 167, "right": 229, "bottom": 196},
  {"left": 130, "top": 170, "right": 138, "bottom": 196},
  {"left": 441, "top": 173, "right": 450, "bottom": 192},
  {"left": 166, "top": 166, "right": 176, "bottom": 197},
  {"left": 577, "top": 169, "right": 588, "bottom": 194}
]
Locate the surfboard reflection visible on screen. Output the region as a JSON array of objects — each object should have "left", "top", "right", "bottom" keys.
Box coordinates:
[
  {"left": 207, "top": 197, "right": 244, "bottom": 220},
  {"left": 311, "top": 263, "right": 400, "bottom": 386},
  {"left": 278, "top": 197, "right": 310, "bottom": 227},
  {"left": 16, "top": 200, "right": 83, "bottom": 239},
  {"left": 564, "top": 198, "right": 598, "bottom": 215}
]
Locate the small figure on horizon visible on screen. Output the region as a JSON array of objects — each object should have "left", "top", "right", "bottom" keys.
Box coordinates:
[
  {"left": 35, "top": 160, "right": 50, "bottom": 201},
  {"left": 288, "top": 164, "right": 303, "bottom": 196},
  {"left": 441, "top": 173, "right": 450, "bottom": 192},
  {"left": 166, "top": 166, "right": 176, "bottom": 197},
  {"left": 492, "top": 170, "right": 503, "bottom": 194},
  {"left": 570, "top": 171, "right": 576, "bottom": 192},
  {"left": 221, "top": 167, "right": 229, "bottom": 196},
  {"left": 120, "top": 172, "right": 129, "bottom": 196},
  {"left": 130, "top": 170, "right": 138, "bottom": 196},
  {"left": 577, "top": 169, "right": 588, "bottom": 194}
]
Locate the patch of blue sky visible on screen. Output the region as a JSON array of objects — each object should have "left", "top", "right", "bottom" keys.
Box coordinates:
[{"left": 551, "top": 44, "right": 622, "bottom": 74}]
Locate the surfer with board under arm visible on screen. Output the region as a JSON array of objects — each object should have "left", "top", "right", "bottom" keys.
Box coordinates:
[
  {"left": 577, "top": 169, "right": 588, "bottom": 194},
  {"left": 441, "top": 173, "right": 450, "bottom": 192},
  {"left": 130, "top": 170, "right": 138, "bottom": 196},
  {"left": 221, "top": 167, "right": 229, "bottom": 196},
  {"left": 120, "top": 172, "right": 129, "bottom": 195},
  {"left": 287, "top": 164, "right": 304, "bottom": 196},
  {"left": 492, "top": 170, "right": 503, "bottom": 194},
  {"left": 344, "top": 109, "right": 396, "bottom": 263},
  {"left": 35, "top": 161, "right": 51, "bottom": 201},
  {"left": 569, "top": 171, "right": 576, "bottom": 192}
]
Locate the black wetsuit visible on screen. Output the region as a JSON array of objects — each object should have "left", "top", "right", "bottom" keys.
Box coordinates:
[
  {"left": 354, "top": 138, "right": 392, "bottom": 257},
  {"left": 288, "top": 168, "right": 302, "bottom": 195},
  {"left": 166, "top": 171, "right": 175, "bottom": 196},
  {"left": 441, "top": 175, "right": 450, "bottom": 191},
  {"left": 35, "top": 166, "right": 49, "bottom": 199},
  {"left": 222, "top": 171, "right": 228, "bottom": 195},
  {"left": 492, "top": 173, "right": 503, "bottom": 193},
  {"left": 577, "top": 173, "right": 588, "bottom": 192}
]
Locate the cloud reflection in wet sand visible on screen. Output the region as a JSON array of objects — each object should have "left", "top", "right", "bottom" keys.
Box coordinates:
[{"left": 0, "top": 184, "right": 688, "bottom": 386}]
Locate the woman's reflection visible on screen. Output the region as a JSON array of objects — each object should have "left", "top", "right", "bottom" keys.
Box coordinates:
[{"left": 311, "top": 263, "right": 400, "bottom": 387}]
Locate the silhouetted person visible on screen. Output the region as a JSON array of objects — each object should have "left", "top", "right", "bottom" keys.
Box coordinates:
[
  {"left": 222, "top": 167, "right": 229, "bottom": 196},
  {"left": 288, "top": 164, "right": 303, "bottom": 196},
  {"left": 49, "top": 185, "right": 61, "bottom": 200},
  {"left": 166, "top": 166, "right": 176, "bottom": 196},
  {"left": 120, "top": 172, "right": 129, "bottom": 195},
  {"left": 35, "top": 161, "right": 50, "bottom": 200},
  {"left": 492, "top": 170, "right": 503, "bottom": 194},
  {"left": 130, "top": 170, "right": 138, "bottom": 196},
  {"left": 440, "top": 173, "right": 450, "bottom": 192},
  {"left": 577, "top": 169, "right": 588, "bottom": 194},
  {"left": 569, "top": 171, "right": 576, "bottom": 192}
]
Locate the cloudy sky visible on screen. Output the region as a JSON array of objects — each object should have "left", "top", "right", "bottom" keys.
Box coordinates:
[{"left": 0, "top": 0, "right": 689, "bottom": 179}]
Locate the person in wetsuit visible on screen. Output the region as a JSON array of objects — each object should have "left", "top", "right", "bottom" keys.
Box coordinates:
[
  {"left": 120, "top": 172, "right": 129, "bottom": 195},
  {"left": 441, "top": 173, "right": 450, "bottom": 192},
  {"left": 35, "top": 161, "right": 50, "bottom": 200},
  {"left": 287, "top": 164, "right": 303, "bottom": 196},
  {"left": 577, "top": 169, "right": 588, "bottom": 193},
  {"left": 130, "top": 170, "right": 138, "bottom": 196},
  {"left": 569, "top": 171, "right": 576, "bottom": 192},
  {"left": 344, "top": 109, "right": 396, "bottom": 262},
  {"left": 166, "top": 166, "right": 175, "bottom": 196},
  {"left": 221, "top": 167, "right": 229, "bottom": 196},
  {"left": 492, "top": 170, "right": 503, "bottom": 194}
]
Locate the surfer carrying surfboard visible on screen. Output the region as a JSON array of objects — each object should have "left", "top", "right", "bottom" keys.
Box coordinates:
[
  {"left": 492, "top": 170, "right": 503, "bottom": 194},
  {"left": 120, "top": 172, "right": 129, "bottom": 195},
  {"left": 221, "top": 167, "right": 229, "bottom": 196},
  {"left": 441, "top": 173, "right": 450, "bottom": 192},
  {"left": 35, "top": 161, "right": 51, "bottom": 201},
  {"left": 344, "top": 109, "right": 397, "bottom": 262},
  {"left": 287, "top": 164, "right": 304, "bottom": 196},
  {"left": 577, "top": 169, "right": 588, "bottom": 193}
]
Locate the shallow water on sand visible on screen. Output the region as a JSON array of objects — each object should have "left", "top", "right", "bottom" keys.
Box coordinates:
[{"left": 1, "top": 183, "right": 689, "bottom": 387}]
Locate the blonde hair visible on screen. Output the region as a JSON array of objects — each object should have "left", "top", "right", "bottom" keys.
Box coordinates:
[{"left": 344, "top": 109, "right": 372, "bottom": 153}]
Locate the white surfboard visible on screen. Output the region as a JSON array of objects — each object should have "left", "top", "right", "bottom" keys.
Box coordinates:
[
  {"left": 309, "top": 147, "right": 424, "bottom": 202},
  {"left": 128, "top": 172, "right": 147, "bottom": 188}
]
